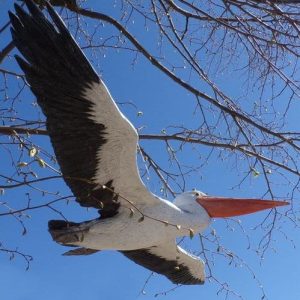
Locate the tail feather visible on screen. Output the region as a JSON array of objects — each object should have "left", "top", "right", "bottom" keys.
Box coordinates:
[
  {"left": 48, "top": 219, "right": 88, "bottom": 246},
  {"left": 48, "top": 219, "right": 80, "bottom": 231},
  {"left": 63, "top": 247, "right": 99, "bottom": 256}
]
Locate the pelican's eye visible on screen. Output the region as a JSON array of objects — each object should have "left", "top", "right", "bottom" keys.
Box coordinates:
[{"left": 194, "top": 192, "right": 200, "bottom": 197}]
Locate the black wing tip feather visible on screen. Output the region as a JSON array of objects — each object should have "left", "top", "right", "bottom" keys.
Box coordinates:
[
  {"left": 9, "top": 10, "right": 23, "bottom": 32},
  {"left": 14, "top": 2, "right": 26, "bottom": 14},
  {"left": 12, "top": 0, "right": 47, "bottom": 21},
  {"left": 44, "top": 1, "right": 64, "bottom": 25},
  {"left": 10, "top": 0, "right": 99, "bottom": 81},
  {"left": 23, "top": 0, "right": 45, "bottom": 17},
  {"left": 11, "top": 0, "right": 48, "bottom": 27},
  {"left": 8, "top": 10, "right": 18, "bottom": 23},
  {"left": 14, "top": 54, "right": 30, "bottom": 71},
  {"left": 9, "top": 0, "right": 113, "bottom": 215},
  {"left": 14, "top": 2, "right": 34, "bottom": 22}
]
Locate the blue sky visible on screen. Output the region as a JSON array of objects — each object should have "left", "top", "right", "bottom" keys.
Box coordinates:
[{"left": 1, "top": 1, "right": 300, "bottom": 299}]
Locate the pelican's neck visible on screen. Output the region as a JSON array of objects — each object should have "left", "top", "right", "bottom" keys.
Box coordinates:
[
  {"left": 176, "top": 201, "right": 211, "bottom": 233},
  {"left": 151, "top": 198, "right": 210, "bottom": 234}
]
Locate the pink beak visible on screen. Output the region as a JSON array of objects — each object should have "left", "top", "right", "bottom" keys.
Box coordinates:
[{"left": 196, "top": 197, "right": 289, "bottom": 218}]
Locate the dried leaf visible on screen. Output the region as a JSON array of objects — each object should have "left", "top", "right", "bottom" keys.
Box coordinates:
[
  {"left": 129, "top": 208, "right": 134, "bottom": 218},
  {"left": 138, "top": 216, "right": 145, "bottom": 223},
  {"left": 227, "top": 252, "right": 234, "bottom": 258},
  {"left": 30, "top": 172, "right": 38, "bottom": 178},
  {"left": 251, "top": 167, "right": 260, "bottom": 177},
  {"left": 189, "top": 228, "right": 194, "bottom": 239},
  {"left": 253, "top": 170, "right": 260, "bottom": 177},
  {"left": 17, "top": 162, "right": 28, "bottom": 168},
  {"left": 36, "top": 158, "right": 46, "bottom": 168},
  {"left": 29, "top": 147, "right": 37, "bottom": 157}
]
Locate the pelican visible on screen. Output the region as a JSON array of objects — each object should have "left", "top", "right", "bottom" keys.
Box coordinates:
[{"left": 9, "top": 0, "right": 288, "bottom": 285}]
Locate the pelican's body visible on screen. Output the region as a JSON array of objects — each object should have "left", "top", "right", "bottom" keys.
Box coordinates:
[
  {"left": 53, "top": 192, "right": 210, "bottom": 251},
  {"left": 9, "top": 0, "right": 288, "bottom": 285}
]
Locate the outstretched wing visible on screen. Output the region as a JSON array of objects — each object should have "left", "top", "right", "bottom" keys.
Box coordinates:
[
  {"left": 9, "top": 0, "right": 156, "bottom": 218},
  {"left": 121, "top": 241, "right": 205, "bottom": 285}
]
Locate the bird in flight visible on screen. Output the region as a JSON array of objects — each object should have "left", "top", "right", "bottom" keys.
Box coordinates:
[{"left": 9, "top": 0, "right": 288, "bottom": 285}]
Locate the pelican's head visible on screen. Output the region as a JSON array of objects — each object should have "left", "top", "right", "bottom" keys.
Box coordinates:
[
  {"left": 174, "top": 189, "right": 289, "bottom": 218},
  {"left": 173, "top": 190, "right": 207, "bottom": 212},
  {"left": 173, "top": 190, "right": 211, "bottom": 231}
]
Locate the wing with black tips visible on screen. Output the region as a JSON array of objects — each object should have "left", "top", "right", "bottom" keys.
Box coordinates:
[
  {"left": 9, "top": 0, "right": 158, "bottom": 218},
  {"left": 121, "top": 241, "right": 205, "bottom": 285}
]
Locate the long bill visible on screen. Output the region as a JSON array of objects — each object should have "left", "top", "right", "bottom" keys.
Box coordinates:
[{"left": 196, "top": 197, "right": 289, "bottom": 218}]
